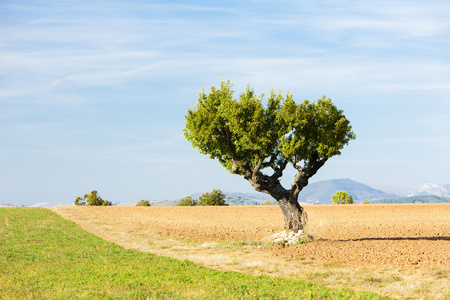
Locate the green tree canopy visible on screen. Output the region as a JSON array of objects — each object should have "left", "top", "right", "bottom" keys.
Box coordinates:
[
  {"left": 136, "top": 199, "right": 151, "bottom": 207},
  {"left": 75, "top": 190, "right": 112, "bottom": 206},
  {"left": 331, "top": 191, "right": 354, "bottom": 204},
  {"left": 177, "top": 196, "right": 198, "bottom": 206},
  {"left": 184, "top": 81, "right": 355, "bottom": 231},
  {"left": 197, "top": 189, "right": 228, "bottom": 206}
]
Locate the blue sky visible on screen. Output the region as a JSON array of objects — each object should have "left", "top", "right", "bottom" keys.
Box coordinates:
[{"left": 1, "top": 0, "right": 450, "bottom": 206}]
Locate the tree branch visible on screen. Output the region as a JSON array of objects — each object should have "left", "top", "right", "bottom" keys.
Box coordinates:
[
  {"left": 290, "top": 156, "right": 328, "bottom": 201},
  {"left": 214, "top": 125, "right": 252, "bottom": 178}
]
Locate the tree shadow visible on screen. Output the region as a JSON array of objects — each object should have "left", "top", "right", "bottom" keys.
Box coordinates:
[{"left": 319, "top": 236, "right": 450, "bottom": 242}]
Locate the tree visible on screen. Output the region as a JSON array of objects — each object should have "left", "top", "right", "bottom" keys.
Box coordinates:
[
  {"left": 74, "top": 190, "right": 112, "bottom": 206},
  {"left": 197, "top": 189, "right": 228, "bottom": 206},
  {"left": 136, "top": 199, "right": 151, "bottom": 206},
  {"left": 177, "top": 196, "right": 198, "bottom": 206},
  {"left": 363, "top": 199, "right": 370, "bottom": 204},
  {"left": 184, "top": 81, "right": 355, "bottom": 232},
  {"left": 331, "top": 191, "right": 354, "bottom": 204}
]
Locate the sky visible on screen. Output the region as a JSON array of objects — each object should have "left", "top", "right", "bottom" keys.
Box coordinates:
[{"left": 1, "top": 0, "right": 450, "bottom": 206}]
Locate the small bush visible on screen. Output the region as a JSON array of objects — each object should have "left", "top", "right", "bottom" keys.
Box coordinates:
[
  {"left": 136, "top": 200, "right": 151, "bottom": 207},
  {"left": 331, "top": 191, "right": 354, "bottom": 204},
  {"left": 75, "top": 190, "right": 112, "bottom": 206},
  {"left": 177, "top": 196, "right": 198, "bottom": 206}
]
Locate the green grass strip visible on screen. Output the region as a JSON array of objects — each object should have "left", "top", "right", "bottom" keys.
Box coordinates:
[{"left": 0, "top": 208, "right": 390, "bottom": 299}]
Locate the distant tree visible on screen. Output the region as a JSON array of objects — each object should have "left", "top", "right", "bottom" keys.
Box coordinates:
[
  {"left": 362, "top": 199, "right": 370, "bottom": 204},
  {"left": 198, "top": 189, "right": 228, "bottom": 206},
  {"left": 75, "top": 190, "right": 112, "bottom": 206},
  {"left": 136, "top": 199, "right": 151, "bottom": 207},
  {"left": 177, "top": 196, "right": 198, "bottom": 206},
  {"left": 184, "top": 81, "right": 355, "bottom": 232},
  {"left": 331, "top": 191, "right": 354, "bottom": 204}
]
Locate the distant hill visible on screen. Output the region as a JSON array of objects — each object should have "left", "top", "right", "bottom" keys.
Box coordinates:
[
  {"left": 154, "top": 192, "right": 274, "bottom": 206},
  {"left": 225, "top": 192, "right": 275, "bottom": 206},
  {"left": 160, "top": 179, "right": 400, "bottom": 206},
  {"left": 371, "top": 195, "right": 450, "bottom": 204},
  {"left": 137, "top": 180, "right": 450, "bottom": 207},
  {"left": 149, "top": 200, "right": 178, "bottom": 207},
  {"left": 183, "top": 191, "right": 273, "bottom": 206},
  {"left": 298, "top": 178, "right": 400, "bottom": 204}
]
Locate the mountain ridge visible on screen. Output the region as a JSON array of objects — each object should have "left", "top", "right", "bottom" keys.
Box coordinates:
[
  {"left": 18, "top": 179, "right": 450, "bottom": 207},
  {"left": 297, "top": 178, "right": 400, "bottom": 204}
]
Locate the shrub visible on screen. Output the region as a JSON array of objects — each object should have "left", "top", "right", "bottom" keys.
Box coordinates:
[
  {"left": 75, "top": 190, "right": 112, "bottom": 206},
  {"left": 198, "top": 189, "right": 228, "bottom": 206},
  {"left": 177, "top": 196, "right": 198, "bottom": 206},
  {"left": 136, "top": 200, "right": 151, "bottom": 207},
  {"left": 331, "top": 191, "right": 353, "bottom": 204},
  {"left": 363, "top": 199, "right": 370, "bottom": 204}
]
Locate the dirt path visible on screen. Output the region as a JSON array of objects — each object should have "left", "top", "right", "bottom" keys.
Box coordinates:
[{"left": 50, "top": 204, "right": 450, "bottom": 299}]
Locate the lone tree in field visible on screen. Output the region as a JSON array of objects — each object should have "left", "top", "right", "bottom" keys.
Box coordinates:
[
  {"left": 331, "top": 191, "right": 354, "bottom": 204},
  {"left": 184, "top": 81, "right": 355, "bottom": 232},
  {"left": 75, "top": 190, "right": 112, "bottom": 206}
]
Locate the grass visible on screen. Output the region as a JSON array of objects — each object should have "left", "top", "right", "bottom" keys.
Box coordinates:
[{"left": 0, "top": 208, "right": 390, "bottom": 299}]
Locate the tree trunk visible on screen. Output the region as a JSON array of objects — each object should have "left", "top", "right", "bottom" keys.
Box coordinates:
[
  {"left": 247, "top": 172, "right": 309, "bottom": 233},
  {"left": 277, "top": 198, "right": 307, "bottom": 232}
]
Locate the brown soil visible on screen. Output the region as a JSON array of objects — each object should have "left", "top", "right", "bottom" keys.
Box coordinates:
[
  {"left": 57, "top": 204, "right": 449, "bottom": 270},
  {"left": 51, "top": 204, "right": 450, "bottom": 299},
  {"left": 266, "top": 204, "right": 450, "bottom": 270}
]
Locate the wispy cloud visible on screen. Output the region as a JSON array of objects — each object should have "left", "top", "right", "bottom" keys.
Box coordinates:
[{"left": 3, "top": 0, "right": 450, "bottom": 104}]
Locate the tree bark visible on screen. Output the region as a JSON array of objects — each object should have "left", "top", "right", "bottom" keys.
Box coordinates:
[
  {"left": 277, "top": 198, "right": 307, "bottom": 232},
  {"left": 247, "top": 169, "right": 308, "bottom": 233}
]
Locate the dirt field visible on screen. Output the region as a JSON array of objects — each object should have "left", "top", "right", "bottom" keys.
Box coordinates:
[
  {"left": 62, "top": 204, "right": 449, "bottom": 270},
  {"left": 51, "top": 204, "right": 450, "bottom": 299}
]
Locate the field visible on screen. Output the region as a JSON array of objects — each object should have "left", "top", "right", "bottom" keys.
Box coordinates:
[
  {"left": 1, "top": 208, "right": 385, "bottom": 299},
  {"left": 50, "top": 204, "right": 450, "bottom": 299}
]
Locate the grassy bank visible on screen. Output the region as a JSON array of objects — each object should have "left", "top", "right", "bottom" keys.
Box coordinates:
[{"left": 0, "top": 208, "right": 388, "bottom": 299}]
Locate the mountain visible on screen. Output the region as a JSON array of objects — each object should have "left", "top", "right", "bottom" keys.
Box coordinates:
[
  {"left": 185, "top": 191, "right": 272, "bottom": 206},
  {"left": 225, "top": 192, "right": 275, "bottom": 206},
  {"left": 149, "top": 200, "right": 178, "bottom": 207},
  {"left": 167, "top": 179, "right": 400, "bottom": 206},
  {"left": 408, "top": 183, "right": 449, "bottom": 197},
  {"left": 371, "top": 195, "right": 450, "bottom": 204},
  {"left": 368, "top": 185, "right": 415, "bottom": 197},
  {"left": 223, "top": 179, "right": 401, "bottom": 205},
  {"left": 298, "top": 178, "right": 400, "bottom": 204}
]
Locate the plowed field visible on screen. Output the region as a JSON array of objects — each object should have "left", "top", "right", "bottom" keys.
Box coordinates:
[{"left": 65, "top": 204, "right": 449, "bottom": 270}]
